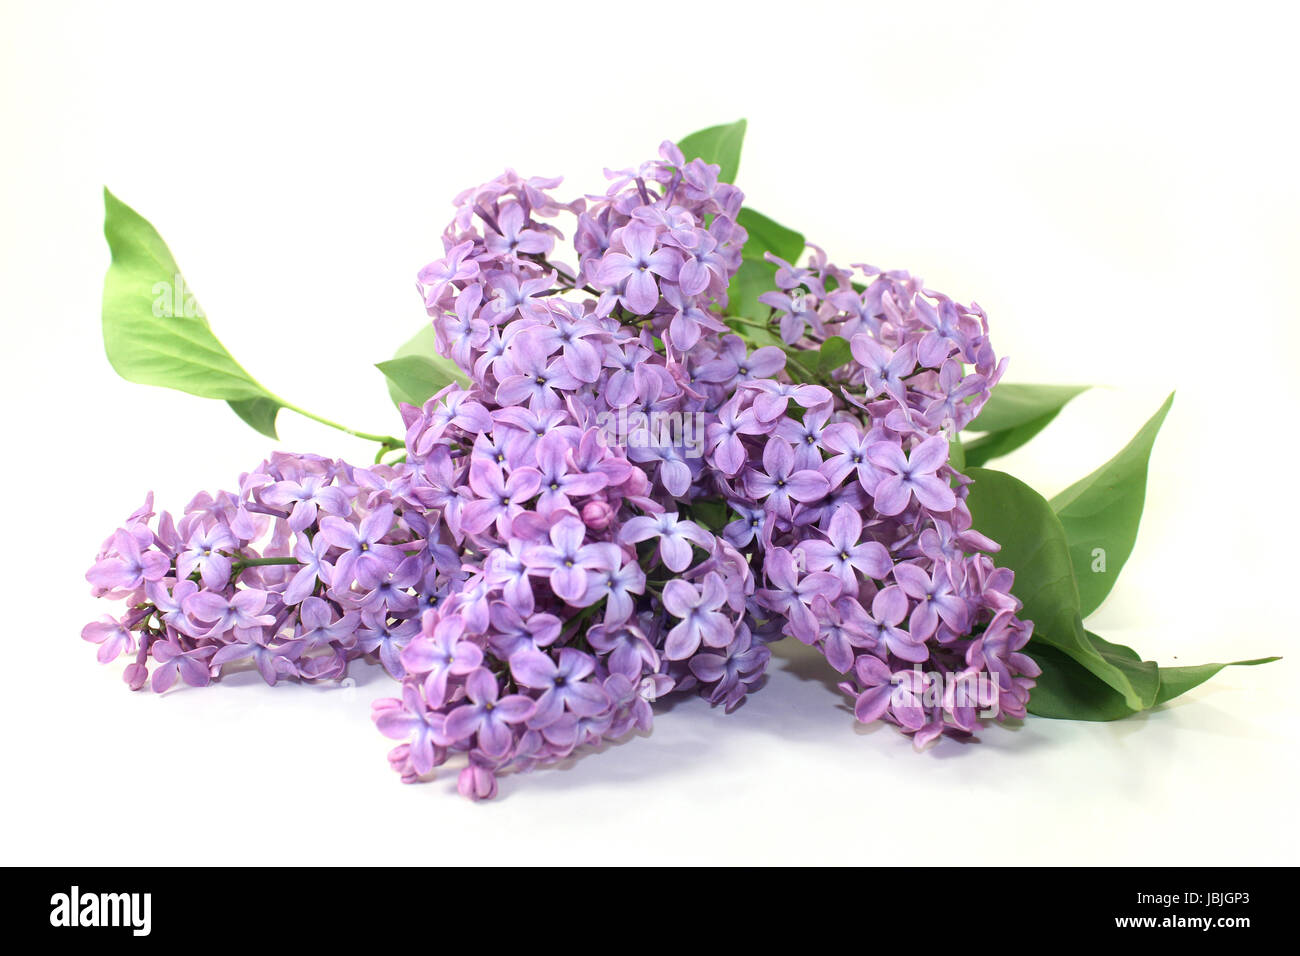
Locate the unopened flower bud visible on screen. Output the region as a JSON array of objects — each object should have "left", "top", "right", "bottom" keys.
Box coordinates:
[{"left": 582, "top": 498, "right": 615, "bottom": 530}]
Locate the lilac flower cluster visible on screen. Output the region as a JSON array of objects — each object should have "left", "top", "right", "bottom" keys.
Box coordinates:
[
  {"left": 84, "top": 453, "right": 434, "bottom": 691},
  {"left": 85, "top": 141, "right": 1040, "bottom": 799}
]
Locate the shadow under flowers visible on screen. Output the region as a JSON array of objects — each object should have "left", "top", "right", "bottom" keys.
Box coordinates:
[{"left": 504, "top": 637, "right": 1058, "bottom": 798}]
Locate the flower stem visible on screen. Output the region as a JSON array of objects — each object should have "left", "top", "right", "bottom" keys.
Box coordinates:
[
  {"left": 726, "top": 315, "right": 773, "bottom": 331},
  {"left": 234, "top": 556, "right": 301, "bottom": 569},
  {"left": 276, "top": 399, "right": 403, "bottom": 448}
]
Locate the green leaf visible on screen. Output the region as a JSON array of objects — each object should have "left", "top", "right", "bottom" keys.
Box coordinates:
[
  {"left": 968, "top": 463, "right": 1278, "bottom": 721},
  {"left": 376, "top": 356, "right": 458, "bottom": 408},
  {"left": 677, "top": 119, "right": 747, "bottom": 185},
  {"left": 102, "top": 189, "right": 282, "bottom": 434},
  {"left": 722, "top": 208, "right": 803, "bottom": 335},
  {"left": 1024, "top": 631, "right": 1158, "bottom": 721},
  {"left": 1028, "top": 638, "right": 1279, "bottom": 721},
  {"left": 687, "top": 498, "right": 729, "bottom": 532},
  {"left": 817, "top": 335, "right": 852, "bottom": 375},
  {"left": 226, "top": 397, "right": 281, "bottom": 439},
  {"left": 1024, "top": 643, "right": 1140, "bottom": 721},
  {"left": 1051, "top": 392, "right": 1174, "bottom": 617},
  {"left": 963, "top": 410, "right": 1059, "bottom": 467},
  {"left": 780, "top": 346, "right": 821, "bottom": 386},
  {"left": 102, "top": 189, "right": 402, "bottom": 446},
  {"left": 964, "top": 467, "right": 1145, "bottom": 711},
  {"left": 1087, "top": 630, "right": 1160, "bottom": 710},
  {"left": 725, "top": 258, "right": 779, "bottom": 325},
  {"left": 961, "top": 383, "right": 1088, "bottom": 465},
  {"left": 380, "top": 323, "right": 470, "bottom": 407},
  {"left": 1154, "top": 657, "right": 1280, "bottom": 706},
  {"left": 969, "top": 383, "right": 1090, "bottom": 433},
  {"left": 948, "top": 436, "right": 966, "bottom": 473},
  {"left": 736, "top": 207, "right": 804, "bottom": 264}
]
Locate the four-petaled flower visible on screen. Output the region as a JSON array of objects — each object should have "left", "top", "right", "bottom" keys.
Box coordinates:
[
  {"left": 400, "top": 611, "right": 483, "bottom": 706},
  {"left": 618, "top": 512, "right": 712, "bottom": 572},
  {"left": 866, "top": 436, "right": 956, "bottom": 516},
  {"left": 596, "top": 222, "right": 682, "bottom": 314},
  {"left": 662, "top": 573, "right": 733, "bottom": 659},
  {"left": 522, "top": 516, "right": 607, "bottom": 602},
  {"left": 443, "top": 667, "right": 536, "bottom": 756},
  {"left": 511, "top": 647, "right": 609, "bottom": 729},
  {"left": 799, "top": 505, "right": 892, "bottom": 589},
  {"left": 744, "top": 438, "right": 831, "bottom": 519}
]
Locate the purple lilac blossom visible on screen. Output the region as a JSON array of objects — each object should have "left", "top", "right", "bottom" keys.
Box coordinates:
[{"left": 85, "top": 140, "right": 1037, "bottom": 801}]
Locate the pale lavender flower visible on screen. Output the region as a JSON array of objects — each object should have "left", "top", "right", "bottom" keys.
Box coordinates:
[
  {"left": 319, "top": 504, "right": 405, "bottom": 587},
  {"left": 755, "top": 548, "right": 842, "bottom": 644},
  {"left": 443, "top": 667, "right": 535, "bottom": 756},
  {"left": 150, "top": 639, "right": 216, "bottom": 693},
  {"left": 860, "top": 586, "right": 930, "bottom": 663},
  {"left": 893, "top": 562, "right": 969, "bottom": 640},
  {"left": 484, "top": 201, "right": 554, "bottom": 258},
  {"left": 494, "top": 330, "right": 581, "bottom": 409},
  {"left": 82, "top": 616, "right": 134, "bottom": 663},
  {"left": 176, "top": 524, "right": 236, "bottom": 589},
  {"left": 86, "top": 528, "right": 169, "bottom": 592},
  {"left": 184, "top": 588, "right": 276, "bottom": 640},
  {"left": 662, "top": 573, "right": 732, "bottom": 659},
  {"left": 355, "top": 613, "right": 420, "bottom": 678},
  {"left": 618, "top": 512, "right": 712, "bottom": 572},
  {"left": 400, "top": 611, "right": 483, "bottom": 705},
  {"left": 743, "top": 438, "right": 830, "bottom": 519},
  {"left": 798, "top": 505, "right": 892, "bottom": 588},
  {"left": 461, "top": 460, "right": 542, "bottom": 536},
  {"left": 866, "top": 436, "right": 956, "bottom": 516},
  {"left": 511, "top": 647, "right": 609, "bottom": 728},
  {"left": 521, "top": 516, "right": 606, "bottom": 602},
  {"left": 596, "top": 222, "right": 682, "bottom": 314},
  {"left": 374, "top": 685, "right": 447, "bottom": 776},
  {"left": 418, "top": 239, "right": 479, "bottom": 308}
]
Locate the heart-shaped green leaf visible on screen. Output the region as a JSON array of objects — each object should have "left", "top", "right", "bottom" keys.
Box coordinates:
[
  {"left": 736, "top": 207, "right": 804, "bottom": 264},
  {"left": 226, "top": 397, "right": 283, "bottom": 439},
  {"left": 379, "top": 323, "right": 470, "bottom": 407},
  {"left": 725, "top": 259, "right": 780, "bottom": 328},
  {"left": 1051, "top": 392, "right": 1174, "bottom": 617},
  {"left": 817, "top": 335, "right": 852, "bottom": 375},
  {"left": 102, "top": 188, "right": 283, "bottom": 436},
  {"left": 722, "top": 208, "right": 803, "bottom": 339},
  {"left": 677, "top": 119, "right": 747, "bottom": 186}
]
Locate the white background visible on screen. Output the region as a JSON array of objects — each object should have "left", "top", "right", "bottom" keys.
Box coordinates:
[{"left": 2, "top": 0, "right": 1296, "bottom": 865}]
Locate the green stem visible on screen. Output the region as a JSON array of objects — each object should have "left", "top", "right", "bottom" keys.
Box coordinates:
[
  {"left": 784, "top": 351, "right": 820, "bottom": 383},
  {"left": 726, "top": 315, "right": 773, "bottom": 331},
  {"left": 234, "top": 556, "right": 301, "bottom": 570},
  {"left": 560, "top": 602, "right": 603, "bottom": 641},
  {"left": 276, "top": 398, "right": 402, "bottom": 447}
]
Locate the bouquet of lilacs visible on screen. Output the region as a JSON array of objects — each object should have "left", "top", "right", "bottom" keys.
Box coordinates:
[{"left": 87, "top": 121, "right": 1274, "bottom": 799}]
